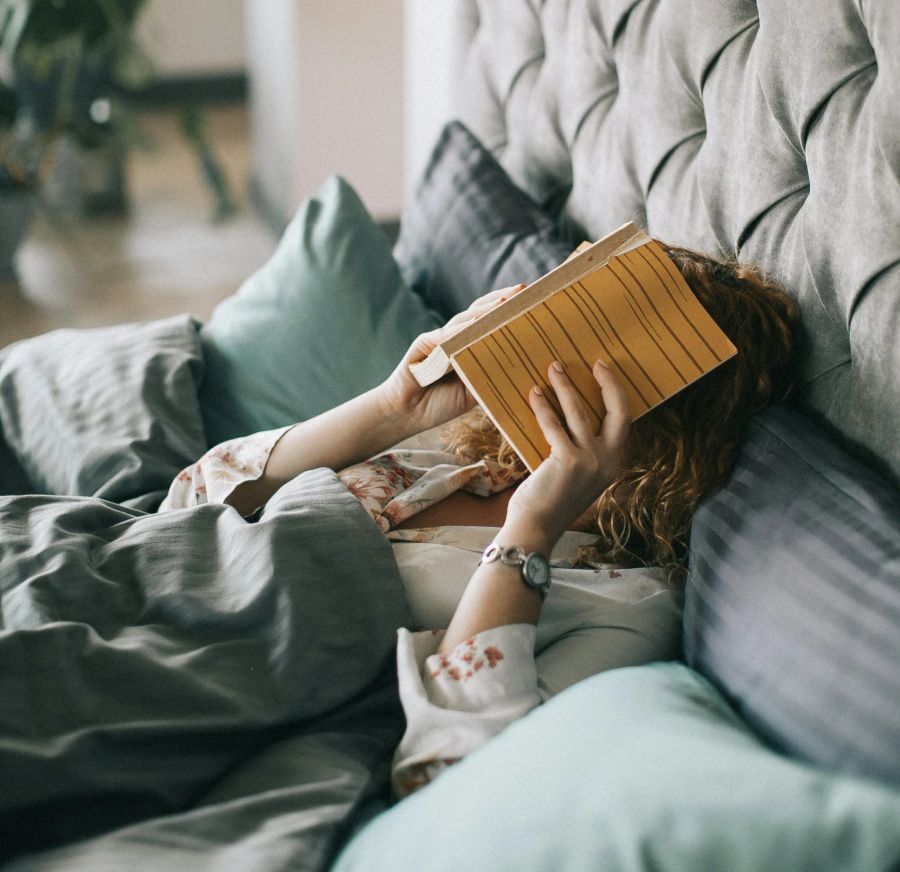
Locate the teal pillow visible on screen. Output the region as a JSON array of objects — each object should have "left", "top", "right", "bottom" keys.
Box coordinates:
[
  {"left": 199, "top": 176, "right": 443, "bottom": 444},
  {"left": 333, "top": 663, "right": 900, "bottom": 872}
]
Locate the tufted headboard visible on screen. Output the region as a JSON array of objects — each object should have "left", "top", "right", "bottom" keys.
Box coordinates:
[{"left": 448, "top": 0, "right": 900, "bottom": 484}]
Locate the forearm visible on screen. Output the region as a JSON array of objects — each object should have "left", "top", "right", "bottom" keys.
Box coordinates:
[
  {"left": 224, "top": 291, "right": 524, "bottom": 518},
  {"left": 438, "top": 359, "right": 631, "bottom": 656},
  {"left": 228, "top": 386, "right": 418, "bottom": 515},
  {"left": 438, "top": 518, "right": 555, "bottom": 655}
]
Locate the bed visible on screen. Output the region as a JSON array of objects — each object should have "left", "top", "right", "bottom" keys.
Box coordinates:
[{"left": 2, "top": 1, "right": 899, "bottom": 870}]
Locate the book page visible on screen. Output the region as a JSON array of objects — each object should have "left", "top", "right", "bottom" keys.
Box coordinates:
[
  {"left": 451, "top": 239, "right": 737, "bottom": 471},
  {"left": 409, "top": 224, "right": 645, "bottom": 387}
]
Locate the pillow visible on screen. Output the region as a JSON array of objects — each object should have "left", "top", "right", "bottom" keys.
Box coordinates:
[
  {"left": 393, "top": 120, "right": 575, "bottom": 319},
  {"left": 0, "top": 314, "right": 206, "bottom": 509},
  {"left": 333, "top": 663, "right": 900, "bottom": 872},
  {"left": 198, "top": 175, "right": 443, "bottom": 445},
  {"left": 685, "top": 405, "right": 900, "bottom": 786}
]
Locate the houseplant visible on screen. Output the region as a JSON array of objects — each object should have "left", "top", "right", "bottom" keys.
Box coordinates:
[
  {"left": 0, "top": 0, "right": 234, "bottom": 276},
  {"left": 0, "top": 77, "right": 34, "bottom": 278}
]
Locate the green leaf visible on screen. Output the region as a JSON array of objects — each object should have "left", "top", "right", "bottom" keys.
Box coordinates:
[
  {"left": 0, "top": 79, "right": 19, "bottom": 125},
  {"left": 0, "top": 0, "right": 32, "bottom": 57},
  {"left": 178, "top": 104, "right": 237, "bottom": 223}
]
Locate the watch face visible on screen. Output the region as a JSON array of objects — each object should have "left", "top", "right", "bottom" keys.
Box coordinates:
[{"left": 524, "top": 552, "right": 551, "bottom": 588}]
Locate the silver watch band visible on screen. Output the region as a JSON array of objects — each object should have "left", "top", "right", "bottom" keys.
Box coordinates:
[
  {"left": 478, "top": 543, "right": 552, "bottom": 599},
  {"left": 481, "top": 543, "right": 528, "bottom": 566}
]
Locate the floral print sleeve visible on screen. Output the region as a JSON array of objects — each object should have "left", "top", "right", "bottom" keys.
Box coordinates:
[
  {"left": 338, "top": 449, "right": 522, "bottom": 533},
  {"left": 392, "top": 624, "right": 540, "bottom": 798},
  {"left": 158, "top": 425, "right": 295, "bottom": 514},
  {"left": 160, "top": 432, "right": 523, "bottom": 523}
]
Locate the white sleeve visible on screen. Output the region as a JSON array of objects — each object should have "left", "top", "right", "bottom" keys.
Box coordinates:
[
  {"left": 392, "top": 624, "right": 541, "bottom": 797},
  {"left": 158, "top": 425, "right": 295, "bottom": 514}
]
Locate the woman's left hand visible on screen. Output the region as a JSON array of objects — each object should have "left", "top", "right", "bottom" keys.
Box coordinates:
[{"left": 504, "top": 359, "right": 631, "bottom": 550}]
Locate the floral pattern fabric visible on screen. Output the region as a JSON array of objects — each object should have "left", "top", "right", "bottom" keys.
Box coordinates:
[
  {"left": 160, "top": 425, "right": 295, "bottom": 514},
  {"left": 392, "top": 624, "right": 541, "bottom": 798},
  {"left": 337, "top": 449, "right": 520, "bottom": 532},
  {"left": 160, "top": 429, "right": 522, "bottom": 530}
]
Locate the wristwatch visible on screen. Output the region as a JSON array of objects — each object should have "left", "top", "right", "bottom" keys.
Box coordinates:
[{"left": 479, "top": 543, "right": 552, "bottom": 600}]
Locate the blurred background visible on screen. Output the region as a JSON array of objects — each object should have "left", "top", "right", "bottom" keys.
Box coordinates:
[{"left": 0, "top": 0, "right": 459, "bottom": 347}]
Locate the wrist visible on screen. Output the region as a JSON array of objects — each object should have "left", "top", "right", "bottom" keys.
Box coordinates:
[
  {"left": 371, "top": 382, "right": 417, "bottom": 435},
  {"left": 355, "top": 386, "right": 414, "bottom": 451},
  {"left": 496, "top": 517, "right": 558, "bottom": 557}
]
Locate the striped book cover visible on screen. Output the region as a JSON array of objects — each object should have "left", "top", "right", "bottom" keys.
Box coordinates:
[{"left": 446, "top": 232, "right": 737, "bottom": 471}]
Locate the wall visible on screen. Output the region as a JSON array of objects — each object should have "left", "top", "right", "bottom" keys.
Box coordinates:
[
  {"left": 137, "top": 0, "right": 247, "bottom": 77},
  {"left": 244, "top": 1, "right": 302, "bottom": 227},
  {"left": 245, "top": 1, "right": 405, "bottom": 223},
  {"left": 402, "top": 2, "right": 465, "bottom": 199},
  {"left": 154, "top": 2, "right": 465, "bottom": 221}
]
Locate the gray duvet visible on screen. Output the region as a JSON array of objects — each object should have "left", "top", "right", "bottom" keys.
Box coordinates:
[{"left": 0, "top": 469, "right": 410, "bottom": 870}]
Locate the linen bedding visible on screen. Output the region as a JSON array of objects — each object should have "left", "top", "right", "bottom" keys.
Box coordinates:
[
  {"left": 0, "top": 470, "right": 409, "bottom": 870},
  {"left": 0, "top": 317, "right": 411, "bottom": 870}
]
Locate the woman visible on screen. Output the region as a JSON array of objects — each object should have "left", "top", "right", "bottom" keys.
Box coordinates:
[{"left": 162, "top": 244, "right": 799, "bottom": 796}]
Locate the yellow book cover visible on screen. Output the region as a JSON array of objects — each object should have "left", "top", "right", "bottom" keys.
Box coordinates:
[{"left": 410, "top": 224, "right": 737, "bottom": 471}]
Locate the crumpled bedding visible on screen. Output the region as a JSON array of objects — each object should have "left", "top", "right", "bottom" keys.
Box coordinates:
[{"left": 0, "top": 468, "right": 410, "bottom": 871}]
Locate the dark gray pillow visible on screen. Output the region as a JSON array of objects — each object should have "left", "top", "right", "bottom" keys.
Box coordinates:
[
  {"left": 394, "top": 121, "right": 574, "bottom": 319},
  {"left": 0, "top": 315, "right": 207, "bottom": 508},
  {"left": 685, "top": 405, "right": 900, "bottom": 786}
]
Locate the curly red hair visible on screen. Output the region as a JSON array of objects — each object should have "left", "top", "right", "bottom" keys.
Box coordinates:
[{"left": 443, "top": 244, "right": 801, "bottom": 583}]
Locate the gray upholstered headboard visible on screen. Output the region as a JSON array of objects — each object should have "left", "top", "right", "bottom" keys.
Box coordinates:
[{"left": 449, "top": 0, "right": 900, "bottom": 484}]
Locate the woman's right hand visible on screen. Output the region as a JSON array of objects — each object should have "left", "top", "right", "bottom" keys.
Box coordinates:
[{"left": 377, "top": 285, "right": 526, "bottom": 433}]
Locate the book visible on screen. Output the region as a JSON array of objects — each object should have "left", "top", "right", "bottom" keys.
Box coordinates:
[{"left": 409, "top": 222, "right": 737, "bottom": 471}]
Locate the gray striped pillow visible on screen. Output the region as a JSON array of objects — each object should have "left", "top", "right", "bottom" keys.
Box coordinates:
[
  {"left": 394, "top": 121, "right": 574, "bottom": 319},
  {"left": 685, "top": 405, "right": 900, "bottom": 786}
]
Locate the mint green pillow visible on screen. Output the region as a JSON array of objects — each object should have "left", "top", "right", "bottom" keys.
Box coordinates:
[
  {"left": 199, "top": 176, "right": 442, "bottom": 444},
  {"left": 333, "top": 663, "right": 900, "bottom": 872}
]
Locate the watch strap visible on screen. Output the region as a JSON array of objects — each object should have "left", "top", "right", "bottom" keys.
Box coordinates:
[{"left": 479, "top": 543, "right": 551, "bottom": 599}]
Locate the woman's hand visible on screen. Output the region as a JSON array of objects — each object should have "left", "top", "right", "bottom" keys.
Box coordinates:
[
  {"left": 377, "top": 285, "right": 526, "bottom": 433},
  {"left": 503, "top": 359, "right": 631, "bottom": 552},
  {"left": 437, "top": 359, "right": 630, "bottom": 653}
]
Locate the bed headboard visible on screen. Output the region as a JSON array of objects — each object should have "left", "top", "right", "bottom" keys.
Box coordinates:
[{"left": 449, "top": 0, "right": 900, "bottom": 484}]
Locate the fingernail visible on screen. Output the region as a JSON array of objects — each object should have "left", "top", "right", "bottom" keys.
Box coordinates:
[
  {"left": 532, "top": 384, "right": 543, "bottom": 396},
  {"left": 594, "top": 359, "right": 609, "bottom": 370},
  {"left": 552, "top": 360, "right": 565, "bottom": 373}
]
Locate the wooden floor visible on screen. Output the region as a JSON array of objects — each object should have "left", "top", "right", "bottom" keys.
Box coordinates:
[{"left": 0, "top": 104, "right": 276, "bottom": 349}]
